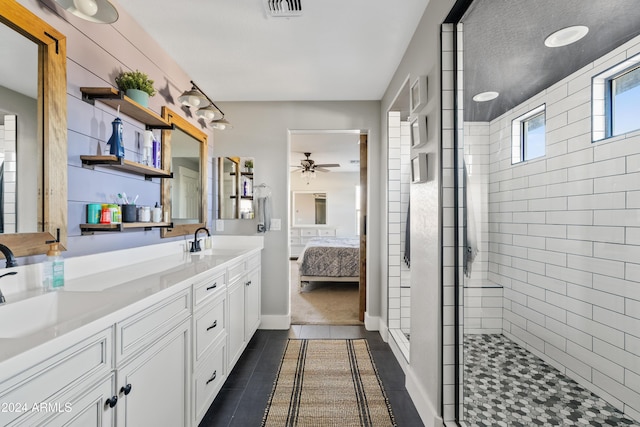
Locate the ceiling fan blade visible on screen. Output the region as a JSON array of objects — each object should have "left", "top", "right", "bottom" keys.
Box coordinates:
[
  {"left": 315, "top": 167, "right": 331, "bottom": 172},
  {"left": 314, "top": 163, "right": 340, "bottom": 168}
]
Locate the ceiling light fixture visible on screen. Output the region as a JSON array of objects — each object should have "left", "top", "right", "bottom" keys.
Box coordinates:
[
  {"left": 179, "top": 80, "right": 231, "bottom": 130},
  {"left": 48, "top": 0, "right": 119, "bottom": 23},
  {"left": 178, "top": 85, "right": 208, "bottom": 109},
  {"left": 211, "top": 118, "right": 233, "bottom": 130},
  {"left": 544, "top": 25, "right": 589, "bottom": 48},
  {"left": 195, "top": 105, "right": 223, "bottom": 121},
  {"left": 472, "top": 91, "right": 499, "bottom": 102}
]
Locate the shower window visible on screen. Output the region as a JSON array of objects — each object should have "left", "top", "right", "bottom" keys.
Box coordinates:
[
  {"left": 593, "top": 52, "right": 640, "bottom": 142},
  {"left": 610, "top": 65, "right": 640, "bottom": 136},
  {"left": 511, "top": 104, "right": 546, "bottom": 163}
]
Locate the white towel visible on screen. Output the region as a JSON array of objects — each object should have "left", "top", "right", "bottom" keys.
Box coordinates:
[
  {"left": 464, "top": 165, "right": 479, "bottom": 278},
  {"left": 256, "top": 195, "right": 272, "bottom": 232}
]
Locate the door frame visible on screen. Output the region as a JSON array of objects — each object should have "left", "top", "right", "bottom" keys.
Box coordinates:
[{"left": 287, "top": 129, "right": 369, "bottom": 322}]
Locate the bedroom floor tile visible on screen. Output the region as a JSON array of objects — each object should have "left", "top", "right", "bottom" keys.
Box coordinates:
[{"left": 199, "top": 327, "right": 423, "bottom": 427}]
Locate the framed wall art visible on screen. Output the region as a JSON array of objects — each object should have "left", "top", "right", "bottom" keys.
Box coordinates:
[
  {"left": 411, "top": 152, "right": 428, "bottom": 183},
  {"left": 410, "top": 75, "right": 427, "bottom": 114},
  {"left": 410, "top": 114, "right": 427, "bottom": 148}
]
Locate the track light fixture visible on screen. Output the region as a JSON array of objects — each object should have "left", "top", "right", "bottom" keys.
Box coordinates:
[
  {"left": 178, "top": 81, "right": 230, "bottom": 130},
  {"left": 47, "top": 0, "right": 119, "bottom": 24}
]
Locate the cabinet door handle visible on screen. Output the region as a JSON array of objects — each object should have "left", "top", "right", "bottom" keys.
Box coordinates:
[
  {"left": 120, "top": 383, "right": 132, "bottom": 395},
  {"left": 105, "top": 396, "right": 118, "bottom": 408},
  {"left": 206, "top": 320, "right": 217, "bottom": 331},
  {"left": 206, "top": 282, "right": 217, "bottom": 291},
  {"left": 245, "top": 280, "right": 251, "bottom": 286},
  {"left": 206, "top": 370, "right": 217, "bottom": 385}
]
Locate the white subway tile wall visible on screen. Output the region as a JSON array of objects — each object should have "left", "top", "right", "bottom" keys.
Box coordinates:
[
  {"left": 387, "top": 112, "right": 411, "bottom": 338},
  {"left": 441, "top": 22, "right": 459, "bottom": 423},
  {"left": 473, "top": 34, "right": 640, "bottom": 418}
]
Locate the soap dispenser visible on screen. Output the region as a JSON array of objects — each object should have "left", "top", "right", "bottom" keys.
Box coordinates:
[{"left": 43, "top": 229, "right": 64, "bottom": 291}]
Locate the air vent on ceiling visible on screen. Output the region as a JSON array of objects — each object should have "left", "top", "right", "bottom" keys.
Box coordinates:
[
  {"left": 264, "top": 0, "right": 302, "bottom": 17},
  {"left": 349, "top": 159, "right": 360, "bottom": 164}
]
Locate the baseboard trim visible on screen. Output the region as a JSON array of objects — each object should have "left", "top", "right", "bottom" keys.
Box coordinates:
[
  {"left": 405, "top": 366, "right": 444, "bottom": 427},
  {"left": 364, "top": 312, "right": 381, "bottom": 331},
  {"left": 259, "top": 314, "right": 291, "bottom": 330}
]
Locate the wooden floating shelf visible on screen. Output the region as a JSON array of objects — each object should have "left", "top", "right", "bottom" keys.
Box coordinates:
[
  {"left": 80, "top": 155, "right": 172, "bottom": 180},
  {"left": 80, "top": 222, "right": 172, "bottom": 235},
  {"left": 80, "top": 87, "right": 172, "bottom": 129}
]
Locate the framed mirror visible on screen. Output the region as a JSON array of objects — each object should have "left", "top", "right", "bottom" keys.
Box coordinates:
[
  {"left": 216, "top": 156, "right": 255, "bottom": 219},
  {"left": 160, "top": 107, "right": 208, "bottom": 237},
  {"left": 292, "top": 191, "right": 327, "bottom": 225},
  {"left": 0, "top": 1, "right": 68, "bottom": 257}
]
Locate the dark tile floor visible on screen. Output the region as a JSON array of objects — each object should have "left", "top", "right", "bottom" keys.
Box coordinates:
[{"left": 198, "top": 325, "right": 424, "bottom": 427}]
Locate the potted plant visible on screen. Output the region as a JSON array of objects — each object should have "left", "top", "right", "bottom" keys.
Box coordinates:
[
  {"left": 115, "top": 70, "right": 156, "bottom": 107},
  {"left": 244, "top": 159, "right": 254, "bottom": 173}
]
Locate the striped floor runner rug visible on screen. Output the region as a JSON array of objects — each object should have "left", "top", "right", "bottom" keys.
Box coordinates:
[{"left": 262, "top": 339, "right": 396, "bottom": 426}]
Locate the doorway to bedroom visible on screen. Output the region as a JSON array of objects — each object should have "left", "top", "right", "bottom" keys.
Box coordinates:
[{"left": 289, "top": 130, "right": 367, "bottom": 326}]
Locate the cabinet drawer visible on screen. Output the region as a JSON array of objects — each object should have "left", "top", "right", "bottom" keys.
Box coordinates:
[
  {"left": 227, "top": 260, "right": 246, "bottom": 283},
  {"left": 194, "top": 294, "right": 226, "bottom": 363},
  {"left": 116, "top": 288, "right": 191, "bottom": 362},
  {"left": 300, "top": 229, "right": 316, "bottom": 237},
  {"left": 193, "top": 339, "right": 226, "bottom": 425},
  {"left": 246, "top": 252, "right": 261, "bottom": 271},
  {"left": 193, "top": 269, "right": 226, "bottom": 307},
  {"left": 318, "top": 228, "right": 336, "bottom": 236},
  {"left": 290, "top": 228, "right": 300, "bottom": 237},
  {"left": 0, "top": 329, "right": 112, "bottom": 427}
]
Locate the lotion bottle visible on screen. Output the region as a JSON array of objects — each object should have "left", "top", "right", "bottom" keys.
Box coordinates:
[{"left": 43, "top": 231, "right": 64, "bottom": 290}]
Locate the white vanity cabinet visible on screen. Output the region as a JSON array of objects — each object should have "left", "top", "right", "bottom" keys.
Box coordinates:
[
  {"left": 0, "top": 241, "right": 263, "bottom": 427},
  {"left": 0, "top": 328, "right": 114, "bottom": 427},
  {"left": 227, "top": 251, "right": 262, "bottom": 369},
  {"left": 115, "top": 319, "right": 190, "bottom": 427},
  {"left": 114, "top": 288, "right": 191, "bottom": 427},
  {"left": 191, "top": 269, "right": 228, "bottom": 426}
]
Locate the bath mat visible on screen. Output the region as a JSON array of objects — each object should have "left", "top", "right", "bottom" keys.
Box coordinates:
[{"left": 262, "top": 339, "right": 396, "bottom": 427}]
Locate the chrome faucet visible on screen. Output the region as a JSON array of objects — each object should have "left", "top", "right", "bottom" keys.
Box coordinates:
[
  {"left": 190, "top": 227, "right": 210, "bottom": 253},
  {"left": 0, "top": 244, "right": 17, "bottom": 268},
  {"left": 0, "top": 271, "right": 17, "bottom": 304}
]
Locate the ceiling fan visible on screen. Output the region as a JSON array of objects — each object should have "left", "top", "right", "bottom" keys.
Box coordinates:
[{"left": 292, "top": 152, "right": 340, "bottom": 172}]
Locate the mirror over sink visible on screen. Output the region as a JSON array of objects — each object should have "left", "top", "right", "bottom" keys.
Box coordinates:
[
  {"left": 216, "top": 157, "right": 255, "bottom": 220},
  {"left": 0, "top": 1, "right": 68, "bottom": 257},
  {"left": 160, "top": 107, "right": 208, "bottom": 238}
]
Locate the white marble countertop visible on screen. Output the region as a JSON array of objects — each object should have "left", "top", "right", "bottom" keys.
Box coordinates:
[{"left": 0, "top": 237, "right": 262, "bottom": 384}]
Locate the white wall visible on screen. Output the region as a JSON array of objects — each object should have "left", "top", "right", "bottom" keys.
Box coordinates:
[
  {"left": 380, "top": 1, "right": 457, "bottom": 425},
  {"left": 290, "top": 171, "right": 359, "bottom": 235},
  {"left": 485, "top": 35, "right": 640, "bottom": 420},
  {"left": 212, "top": 101, "right": 380, "bottom": 326}
]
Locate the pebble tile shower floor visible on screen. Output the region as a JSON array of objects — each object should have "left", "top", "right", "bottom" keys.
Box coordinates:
[{"left": 463, "top": 334, "right": 638, "bottom": 427}]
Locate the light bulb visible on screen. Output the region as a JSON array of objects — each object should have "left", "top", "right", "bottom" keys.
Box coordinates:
[{"left": 73, "top": 0, "right": 98, "bottom": 17}]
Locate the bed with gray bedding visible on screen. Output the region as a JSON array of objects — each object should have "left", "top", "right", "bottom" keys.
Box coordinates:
[{"left": 296, "top": 236, "right": 359, "bottom": 286}]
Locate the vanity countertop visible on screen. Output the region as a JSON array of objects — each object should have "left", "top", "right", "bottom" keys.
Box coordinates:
[{"left": 0, "top": 238, "right": 262, "bottom": 384}]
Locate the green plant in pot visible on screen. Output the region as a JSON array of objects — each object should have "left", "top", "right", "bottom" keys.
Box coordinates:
[
  {"left": 115, "top": 70, "right": 156, "bottom": 107},
  {"left": 244, "top": 159, "right": 254, "bottom": 172}
]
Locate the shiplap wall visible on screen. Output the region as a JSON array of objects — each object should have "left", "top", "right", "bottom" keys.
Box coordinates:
[{"left": 17, "top": 0, "right": 213, "bottom": 259}]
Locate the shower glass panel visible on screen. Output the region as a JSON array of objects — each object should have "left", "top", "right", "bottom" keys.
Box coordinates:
[{"left": 387, "top": 106, "right": 411, "bottom": 360}]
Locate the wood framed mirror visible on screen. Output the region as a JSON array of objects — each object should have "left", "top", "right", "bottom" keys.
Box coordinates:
[
  {"left": 160, "top": 107, "right": 208, "bottom": 238},
  {"left": 0, "top": 0, "right": 68, "bottom": 257}
]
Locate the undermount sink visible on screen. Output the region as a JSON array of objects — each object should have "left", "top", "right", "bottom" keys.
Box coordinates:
[{"left": 0, "top": 291, "right": 112, "bottom": 338}]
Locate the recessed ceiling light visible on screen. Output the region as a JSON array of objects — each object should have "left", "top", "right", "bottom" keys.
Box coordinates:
[
  {"left": 473, "top": 91, "right": 499, "bottom": 102},
  {"left": 545, "top": 25, "right": 589, "bottom": 48}
]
